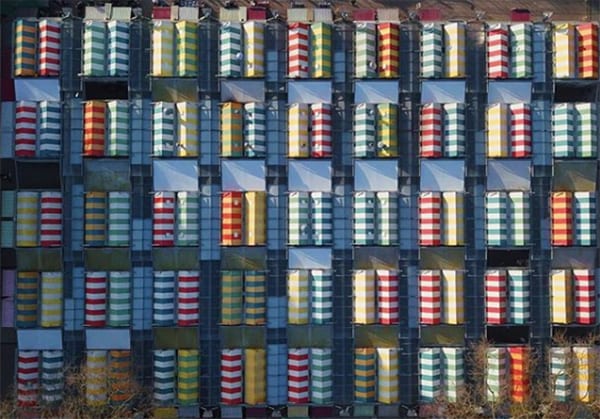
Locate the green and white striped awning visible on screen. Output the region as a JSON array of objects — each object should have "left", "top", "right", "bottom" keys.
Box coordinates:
[
  {"left": 176, "top": 191, "right": 199, "bottom": 246},
  {"left": 311, "top": 192, "right": 332, "bottom": 246},
  {"left": 108, "top": 271, "right": 130, "bottom": 327},
  {"left": 106, "top": 100, "right": 129, "bottom": 157},
  {"left": 107, "top": 20, "right": 129, "bottom": 76},
  {"left": 354, "top": 192, "right": 375, "bottom": 245},
  {"left": 107, "top": 192, "right": 130, "bottom": 247}
]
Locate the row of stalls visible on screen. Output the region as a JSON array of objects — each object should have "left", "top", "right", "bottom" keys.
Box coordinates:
[
  {"left": 13, "top": 18, "right": 600, "bottom": 80},
  {"left": 15, "top": 344, "right": 599, "bottom": 407},
  {"left": 11, "top": 99, "right": 600, "bottom": 161},
  {"left": 11, "top": 266, "right": 597, "bottom": 332},
  {"left": 8, "top": 189, "right": 597, "bottom": 249}
]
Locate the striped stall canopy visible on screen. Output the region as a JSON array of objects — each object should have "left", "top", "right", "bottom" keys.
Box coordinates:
[
  {"left": 422, "top": 23, "right": 443, "bottom": 78},
  {"left": 177, "top": 349, "right": 199, "bottom": 405},
  {"left": 554, "top": 23, "right": 576, "bottom": 78},
  {"left": 353, "top": 270, "right": 376, "bottom": 324},
  {"left": 288, "top": 270, "right": 310, "bottom": 324},
  {"left": 508, "top": 346, "right": 528, "bottom": 403},
  {"left": 153, "top": 191, "right": 175, "bottom": 247},
  {"left": 38, "top": 20, "right": 60, "bottom": 76},
  {"left": 378, "top": 23, "right": 399, "bottom": 78},
  {"left": 551, "top": 269, "right": 573, "bottom": 324},
  {"left": 377, "top": 191, "right": 398, "bottom": 245},
  {"left": 420, "top": 103, "right": 442, "bottom": 157},
  {"left": 354, "top": 103, "right": 376, "bottom": 157},
  {"left": 442, "top": 191, "right": 464, "bottom": 246},
  {"left": 354, "top": 191, "right": 375, "bottom": 245},
  {"left": 222, "top": 102, "right": 243, "bottom": 157},
  {"left": 488, "top": 24, "right": 509, "bottom": 79},
  {"left": 221, "top": 271, "right": 243, "bottom": 325},
  {"left": 15, "top": 101, "right": 37, "bottom": 157},
  {"left": 244, "top": 103, "right": 266, "bottom": 157},
  {"left": 288, "top": 192, "right": 311, "bottom": 245},
  {"left": 355, "top": 22, "right": 377, "bottom": 78},
  {"left": 17, "top": 191, "right": 38, "bottom": 247},
  {"left": 14, "top": 19, "right": 37, "bottom": 76},
  {"left": 244, "top": 21, "right": 265, "bottom": 77},
  {"left": 377, "top": 103, "right": 398, "bottom": 157},
  {"left": 443, "top": 347, "right": 464, "bottom": 402},
  {"left": 509, "top": 191, "right": 530, "bottom": 246},
  {"left": 487, "top": 104, "right": 508, "bottom": 157},
  {"left": 311, "top": 269, "right": 332, "bottom": 324},
  {"left": 85, "top": 272, "right": 107, "bottom": 327},
  {"left": 106, "top": 100, "right": 129, "bottom": 156},
  {"left": 17, "top": 351, "right": 39, "bottom": 406},
  {"left": 377, "top": 270, "right": 399, "bottom": 325},
  {"left": 175, "top": 21, "right": 197, "bottom": 77},
  {"left": 552, "top": 103, "right": 575, "bottom": 157},
  {"left": 152, "top": 21, "right": 174, "bottom": 77},
  {"left": 311, "top": 192, "right": 332, "bottom": 246},
  {"left": 153, "top": 271, "right": 176, "bottom": 326},
  {"left": 377, "top": 348, "right": 399, "bottom": 404},
  {"left": 176, "top": 102, "right": 199, "bottom": 157},
  {"left": 83, "top": 21, "right": 106, "bottom": 76},
  {"left": 354, "top": 348, "right": 376, "bottom": 402},
  {"left": 16, "top": 272, "right": 38, "bottom": 328},
  {"left": 176, "top": 191, "right": 199, "bottom": 246},
  {"left": 221, "top": 349, "right": 243, "bottom": 405},
  {"left": 154, "top": 349, "right": 176, "bottom": 405},
  {"left": 108, "top": 271, "right": 130, "bottom": 327},
  {"left": 289, "top": 23, "right": 310, "bottom": 78},
  {"left": 177, "top": 271, "right": 199, "bottom": 327},
  {"left": 39, "top": 101, "right": 61, "bottom": 157},
  {"left": 486, "top": 347, "right": 507, "bottom": 402},
  {"left": 86, "top": 350, "right": 107, "bottom": 405},
  {"left": 311, "top": 103, "right": 332, "bottom": 157},
  {"left": 109, "top": 351, "right": 131, "bottom": 403},
  {"left": 573, "top": 269, "right": 595, "bottom": 325},
  {"left": 442, "top": 270, "right": 464, "bottom": 325},
  {"left": 419, "top": 348, "right": 441, "bottom": 402},
  {"left": 288, "top": 103, "right": 310, "bottom": 157},
  {"left": 244, "top": 348, "right": 266, "bottom": 405},
  {"left": 577, "top": 23, "right": 598, "bottom": 79},
  {"left": 311, "top": 22, "right": 332, "bottom": 78},
  {"left": 153, "top": 102, "right": 175, "bottom": 156},
  {"left": 551, "top": 192, "right": 573, "bottom": 246},
  {"left": 444, "top": 103, "right": 465, "bottom": 157},
  {"left": 40, "top": 191, "right": 62, "bottom": 247},
  {"left": 550, "top": 347, "right": 571, "bottom": 402},
  {"left": 574, "top": 192, "right": 596, "bottom": 246},
  {"left": 220, "top": 22, "right": 242, "bottom": 77},
  {"left": 575, "top": 102, "right": 597, "bottom": 157},
  {"left": 245, "top": 271, "right": 266, "bottom": 325},
  {"left": 222, "top": 192, "right": 243, "bottom": 246},
  {"left": 311, "top": 348, "right": 332, "bottom": 404},
  {"left": 107, "top": 192, "right": 130, "bottom": 247},
  {"left": 444, "top": 22, "right": 466, "bottom": 77},
  {"left": 508, "top": 269, "right": 530, "bottom": 325},
  {"left": 510, "top": 103, "right": 531, "bottom": 158},
  {"left": 486, "top": 270, "right": 507, "bottom": 325},
  {"left": 107, "top": 20, "right": 129, "bottom": 76},
  {"left": 288, "top": 348, "right": 310, "bottom": 404},
  {"left": 83, "top": 101, "right": 105, "bottom": 157},
  {"left": 419, "top": 192, "right": 442, "bottom": 246},
  {"left": 245, "top": 191, "right": 266, "bottom": 246},
  {"left": 40, "top": 272, "right": 62, "bottom": 327},
  {"left": 510, "top": 23, "right": 532, "bottom": 78},
  {"left": 41, "top": 350, "right": 63, "bottom": 404},
  {"left": 419, "top": 270, "right": 441, "bottom": 325},
  {"left": 573, "top": 346, "right": 594, "bottom": 402}
]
